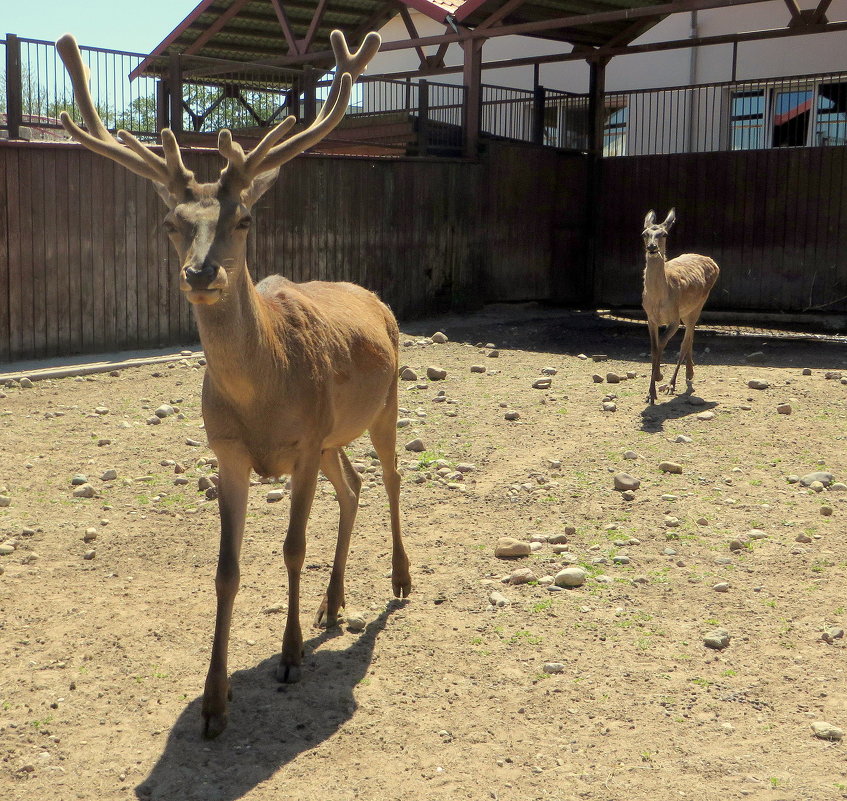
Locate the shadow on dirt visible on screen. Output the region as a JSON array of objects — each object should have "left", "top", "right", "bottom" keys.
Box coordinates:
[
  {"left": 401, "top": 303, "right": 847, "bottom": 371},
  {"left": 135, "top": 602, "right": 404, "bottom": 801},
  {"left": 637, "top": 388, "right": 720, "bottom": 433}
]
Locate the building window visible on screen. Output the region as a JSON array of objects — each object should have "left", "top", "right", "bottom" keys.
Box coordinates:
[
  {"left": 731, "top": 80, "right": 847, "bottom": 149},
  {"left": 815, "top": 81, "right": 847, "bottom": 145},
  {"left": 603, "top": 105, "right": 628, "bottom": 156}
]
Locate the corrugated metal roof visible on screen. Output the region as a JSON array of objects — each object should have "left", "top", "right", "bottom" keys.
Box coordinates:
[{"left": 133, "top": 0, "right": 672, "bottom": 78}]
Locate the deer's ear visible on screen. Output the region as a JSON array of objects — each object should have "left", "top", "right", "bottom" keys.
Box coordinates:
[
  {"left": 242, "top": 167, "right": 281, "bottom": 208},
  {"left": 644, "top": 210, "right": 656, "bottom": 228},
  {"left": 662, "top": 208, "right": 676, "bottom": 229}
]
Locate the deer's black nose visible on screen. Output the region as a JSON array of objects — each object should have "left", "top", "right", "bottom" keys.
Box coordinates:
[{"left": 184, "top": 262, "right": 219, "bottom": 289}]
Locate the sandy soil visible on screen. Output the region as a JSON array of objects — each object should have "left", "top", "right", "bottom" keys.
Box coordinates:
[{"left": 1, "top": 304, "right": 846, "bottom": 801}]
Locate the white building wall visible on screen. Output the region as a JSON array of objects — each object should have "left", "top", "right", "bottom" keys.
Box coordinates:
[{"left": 369, "top": 2, "right": 847, "bottom": 93}]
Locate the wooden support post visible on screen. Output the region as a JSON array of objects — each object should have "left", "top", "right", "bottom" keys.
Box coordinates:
[
  {"left": 156, "top": 79, "right": 169, "bottom": 131},
  {"left": 5, "top": 34, "right": 23, "bottom": 140},
  {"left": 302, "top": 68, "right": 317, "bottom": 124},
  {"left": 462, "top": 38, "right": 483, "bottom": 158},
  {"left": 532, "top": 85, "right": 546, "bottom": 145},
  {"left": 417, "top": 79, "right": 429, "bottom": 156},
  {"left": 168, "top": 53, "right": 183, "bottom": 137},
  {"left": 585, "top": 56, "right": 609, "bottom": 304}
]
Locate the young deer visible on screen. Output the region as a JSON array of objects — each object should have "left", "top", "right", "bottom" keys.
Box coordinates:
[
  {"left": 641, "top": 209, "right": 719, "bottom": 404},
  {"left": 56, "top": 31, "right": 411, "bottom": 738}
]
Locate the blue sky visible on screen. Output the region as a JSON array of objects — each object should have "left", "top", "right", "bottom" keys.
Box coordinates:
[{"left": 6, "top": 1, "right": 201, "bottom": 53}]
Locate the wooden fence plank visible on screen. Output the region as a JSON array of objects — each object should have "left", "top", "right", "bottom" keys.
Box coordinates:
[{"left": 0, "top": 148, "right": 10, "bottom": 363}]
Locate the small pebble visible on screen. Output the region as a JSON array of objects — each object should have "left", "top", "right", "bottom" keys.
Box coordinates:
[
  {"left": 405, "top": 438, "right": 426, "bottom": 452},
  {"left": 504, "top": 411, "right": 520, "bottom": 421},
  {"left": 426, "top": 366, "right": 447, "bottom": 381},
  {"left": 704, "top": 628, "right": 731, "bottom": 650},
  {"left": 554, "top": 567, "right": 587, "bottom": 588},
  {"left": 542, "top": 662, "right": 566, "bottom": 674},
  {"left": 532, "top": 378, "right": 552, "bottom": 389},
  {"left": 431, "top": 332, "right": 448, "bottom": 343},
  {"left": 470, "top": 365, "right": 486, "bottom": 373},
  {"left": 747, "top": 379, "right": 769, "bottom": 390},
  {"left": 697, "top": 411, "right": 715, "bottom": 421},
  {"left": 613, "top": 473, "right": 640, "bottom": 492},
  {"left": 83, "top": 528, "right": 97, "bottom": 542},
  {"left": 658, "top": 461, "right": 683, "bottom": 474},
  {"left": 776, "top": 403, "right": 792, "bottom": 415},
  {"left": 489, "top": 590, "right": 511, "bottom": 607},
  {"left": 400, "top": 367, "right": 418, "bottom": 381}
]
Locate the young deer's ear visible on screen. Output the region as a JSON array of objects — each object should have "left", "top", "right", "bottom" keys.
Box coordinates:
[
  {"left": 241, "top": 167, "right": 281, "bottom": 208},
  {"left": 644, "top": 210, "right": 656, "bottom": 228},
  {"left": 662, "top": 208, "right": 676, "bottom": 229}
]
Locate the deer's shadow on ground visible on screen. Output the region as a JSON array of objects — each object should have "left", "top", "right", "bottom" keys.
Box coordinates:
[
  {"left": 639, "top": 388, "right": 719, "bottom": 432},
  {"left": 135, "top": 603, "right": 403, "bottom": 801}
]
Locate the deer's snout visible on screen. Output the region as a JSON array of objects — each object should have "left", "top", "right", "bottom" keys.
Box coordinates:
[
  {"left": 180, "top": 260, "right": 228, "bottom": 303},
  {"left": 646, "top": 242, "right": 660, "bottom": 254}
]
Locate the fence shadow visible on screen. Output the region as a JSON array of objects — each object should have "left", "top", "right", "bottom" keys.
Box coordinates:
[{"left": 135, "top": 602, "right": 404, "bottom": 801}]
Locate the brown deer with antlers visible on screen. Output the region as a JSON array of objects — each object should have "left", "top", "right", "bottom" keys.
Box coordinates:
[
  {"left": 56, "top": 31, "right": 411, "bottom": 738},
  {"left": 641, "top": 208, "right": 720, "bottom": 404}
]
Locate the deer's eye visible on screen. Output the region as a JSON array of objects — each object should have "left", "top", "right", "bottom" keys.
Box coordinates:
[{"left": 236, "top": 215, "right": 252, "bottom": 230}]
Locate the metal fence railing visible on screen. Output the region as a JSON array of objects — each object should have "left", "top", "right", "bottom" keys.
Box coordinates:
[{"left": 4, "top": 33, "right": 846, "bottom": 158}]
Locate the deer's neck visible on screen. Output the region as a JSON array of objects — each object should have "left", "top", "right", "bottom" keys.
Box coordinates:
[
  {"left": 644, "top": 250, "right": 670, "bottom": 298},
  {"left": 191, "top": 265, "right": 281, "bottom": 401}
]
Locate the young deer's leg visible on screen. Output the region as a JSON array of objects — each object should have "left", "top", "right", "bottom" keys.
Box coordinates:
[
  {"left": 369, "top": 384, "right": 412, "bottom": 598},
  {"left": 202, "top": 450, "right": 252, "bottom": 739},
  {"left": 657, "top": 320, "right": 681, "bottom": 395},
  {"left": 314, "top": 447, "right": 362, "bottom": 628},
  {"left": 277, "top": 450, "right": 321, "bottom": 684},
  {"left": 646, "top": 319, "right": 663, "bottom": 404},
  {"left": 670, "top": 313, "right": 701, "bottom": 390}
]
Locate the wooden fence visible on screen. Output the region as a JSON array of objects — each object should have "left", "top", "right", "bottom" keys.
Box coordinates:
[{"left": 0, "top": 140, "right": 587, "bottom": 362}]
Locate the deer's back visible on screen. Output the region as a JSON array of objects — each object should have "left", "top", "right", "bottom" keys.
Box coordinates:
[{"left": 665, "top": 254, "right": 720, "bottom": 294}]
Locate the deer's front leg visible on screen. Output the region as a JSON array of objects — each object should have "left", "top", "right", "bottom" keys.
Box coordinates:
[
  {"left": 277, "top": 451, "right": 321, "bottom": 683},
  {"left": 646, "top": 319, "right": 662, "bottom": 403},
  {"left": 202, "top": 451, "right": 252, "bottom": 739}
]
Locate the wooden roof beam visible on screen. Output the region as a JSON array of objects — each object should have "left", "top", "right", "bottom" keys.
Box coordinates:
[
  {"left": 398, "top": 4, "right": 430, "bottom": 68},
  {"left": 302, "top": 0, "right": 330, "bottom": 53},
  {"left": 474, "top": 0, "right": 531, "bottom": 31},
  {"left": 269, "top": 0, "right": 304, "bottom": 54}
]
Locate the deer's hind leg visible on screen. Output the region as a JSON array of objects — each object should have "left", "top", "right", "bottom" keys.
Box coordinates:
[
  {"left": 369, "top": 381, "right": 412, "bottom": 599},
  {"left": 314, "top": 447, "right": 362, "bottom": 628},
  {"left": 669, "top": 309, "right": 704, "bottom": 392}
]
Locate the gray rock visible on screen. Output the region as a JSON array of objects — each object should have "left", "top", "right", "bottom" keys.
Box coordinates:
[
  {"left": 614, "top": 473, "right": 640, "bottom": 492},
  {"left": 155, "top": 404, "right": 175, "bottom": 418},
  {"left": 712, "top": 582, "right": 731, "bottom": 593},
  {"left": 508, "top": 567, "right": 536, "bottom": 584},
  {"left": 405, "top": 438, "right": 426, "bottom": 452},
  {"left": 83, "top": 527, "right": 98, "bottom": 542},
  {"left": 532, "top": 378, "right": 552, "bottom": 389},
  {"left": 146, "top": 416, "right": 162, "bottom": 425},
  {"left": 697, "top": 411, "right": 716, "bottom": 421},
  {"left": 802, "top": 368, "right": 812, "bottom": 376},
  {"left": 825, "top": 371, "right": 843, "bottom": 380},
  {"left": 431, "top": 332, "right": 448, "bottom": 343},
  {"left": 821, "top": 627, "right": 844, "bottom": 643},
  {"left": 83, "top": 549, "right": 96, "bottom": 560},
  {"left": 674, "top": 435, "right": 693, "bottom": 443},
  {"left": 776, "top": 402, "right": 792, "bottom": 414},
  {"left": 621, "top": 489, "right": 636, "bottom": 501},
  {"left": 346, "top": 614, "right": 367, "bottom": 633},
  {"left": 612, "top": 555, "right": 630, "bottom": 565},
  {"left": 606, "top": 372, "right": 621, "bottom": 384},
  {"left": 489, "top": 590, "right": 511, "bottom": 607},
  {"left": 487, "top": 350, "right": 500, "bottom": 358},
  {"left": 470, "top": 365, "right": 486, "bottom": 373},
  {"left": 821, "top": 505, "right": 834, "bottom": 516},
  {"left": 400, "top": 367, "right": 418, "bottom": 381},
  {"left": 623, "top": 450, "right": 638, "bottom": 460},
  {"left": 552, "top": 549, "right": 580, "bottom": 562},
  {"left": 266, "top": 489, "right": 286, "bottom": 502},
  {"left": 426, "top": 366, "right": 447, "bottom": 381},
  {"left": 659, "top": 461, "right": 683, "bottom": 474},
  {"left": 542, "top": 662, "right": 566, "bottom": 674},
  {"left": 704, "top": 628, "right": 731, "bottom": 650},
  {"left": 748, "top": 379, "right": 770, "bottom": 390},
  {"left": 554, "top": 567, "right": 587, "bottom": 588},
  {"left": 811, "top": 721, "right": 843, "bottom": 741},
  {"left": 800, "top": 472, "right": 834, "bottom": 487},
  {"left": 72, "top": 483, "right": 96, "bottom": 498},
  {"left": 0, "top": 496, "right": 11, "bottom": 507},
  {"left": 541, "top": 367, "right": 558, "bottom": 376},
  {"left": 100, "top": 469, "right": 118, "bottom": 481},
  {"left": 592, "top": 374, "right": 604, "bottom": 383},
  {"left": 602, "top": 401, "right": 617, "bottom": 412},
  {"left": 504, "top": 411, "right": 520, "bottom": 421},
  {"left": 495, "top": 537, "right": 532, "bottom": 558},
  {"left": 71, "top": 474, "right": 88, "bottom": 486}
]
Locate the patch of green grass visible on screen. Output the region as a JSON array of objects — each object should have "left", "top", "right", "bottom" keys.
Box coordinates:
[
  {"left": 689, "top": 677, "right": 712, "bottom": 688},
  {"left": 531, "top": 599, "right": 553, "bottom": 613},
  {"left": 509, "top": 629, "right": 543, "bottom": 646}
]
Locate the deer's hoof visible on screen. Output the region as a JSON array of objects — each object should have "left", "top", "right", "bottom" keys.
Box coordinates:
[
  {"left": 276, "top": 661, "right": 302, "bottom": 684},
  {"left": 314, "top": 600, "right": 343, "bottom": 629},
  {"left": 202, "top": 710, "right": 229, "bottom": 740}
]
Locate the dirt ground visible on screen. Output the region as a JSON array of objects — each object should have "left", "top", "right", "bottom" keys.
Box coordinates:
[{"left": 1, "top": 303, "right": 846, "bottom": 801}]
